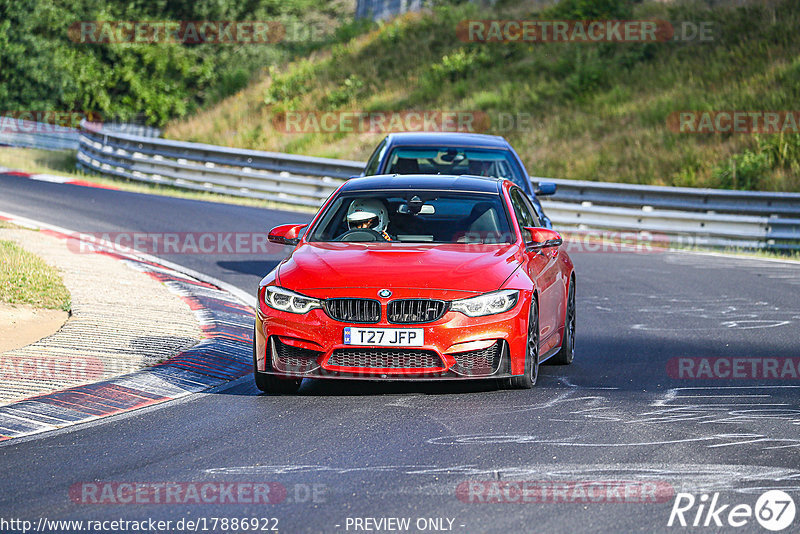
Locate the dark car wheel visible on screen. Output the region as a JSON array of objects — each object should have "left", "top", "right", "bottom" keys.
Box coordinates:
[
  {"left": 549, "top": 279, "right": 575, "bottom": 365},
  {"left": 253, "top": 325, "right": 302, "bottom": 394},
  {"left": 506, "top": 297, "right": 539, "bottom": 389}
]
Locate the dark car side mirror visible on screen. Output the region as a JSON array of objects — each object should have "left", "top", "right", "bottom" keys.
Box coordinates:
[
  {"left": 534, "top": 182, "right": 557, "bottom": 196},
  {"left": 268, "top": 224, "right": 308, "bottom": 246},
  {"left": 523, "top": 227, "right": 563, "bottom": 249}
]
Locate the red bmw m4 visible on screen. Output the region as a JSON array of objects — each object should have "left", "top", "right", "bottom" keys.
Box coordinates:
[{"left": 254, "top": 174, "right": 576, "bottom": 393}]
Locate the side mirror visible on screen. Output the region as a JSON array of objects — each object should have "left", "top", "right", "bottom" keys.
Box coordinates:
[
  {"left": 534, "top": 182, "right": 557, "bottom": 196},
  {"left": 268, "top": 224, "right": 308, "bottom": 246},
  {"left": 523, "top": 227, "right": 563, "bottom": 249}
]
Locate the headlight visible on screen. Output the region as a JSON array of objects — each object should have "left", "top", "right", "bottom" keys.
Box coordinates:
[
  {"left": 451, "top": 290, "right": 519, "bottom": 317},
  {"left": 263, "top": 286, "right": 321, "bottom": 314}
]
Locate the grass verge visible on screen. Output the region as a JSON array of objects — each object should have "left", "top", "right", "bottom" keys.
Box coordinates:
[{"left": 0, "top": 240, "right": 71, "bottom": 311}]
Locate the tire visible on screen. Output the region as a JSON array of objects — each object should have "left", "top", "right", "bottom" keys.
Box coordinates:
[
  {"left": 253, "top": 325, "right": 302, "bottom": 394},
  {"left": 550, "top": 278, "right": 575, "bottom": 365},
  {"left": 506, "top": 297, "right": 539, "bottom": 389}
]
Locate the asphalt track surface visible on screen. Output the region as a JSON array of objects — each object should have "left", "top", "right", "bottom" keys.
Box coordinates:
[{"left": 1, "top": 173, "right": 800, "bottom": 533}]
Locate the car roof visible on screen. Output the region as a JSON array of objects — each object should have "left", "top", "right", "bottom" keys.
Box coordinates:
[
  {"left": 340, "top": 174, "right": 505, "bottom": 194},
  {"left": 383, "top": 132, "right": 510, "bottom": 149}
]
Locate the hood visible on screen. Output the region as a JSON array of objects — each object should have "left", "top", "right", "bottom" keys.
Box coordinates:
[{"left": 277, "top": 242, "right": 522, "bottom": 296}]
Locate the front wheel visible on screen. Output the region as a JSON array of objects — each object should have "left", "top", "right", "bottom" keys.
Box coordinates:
[
  {"left": 549, "top": 279, "right": 575, "bottom": 365},
  {"left": 253, "top": 325, "right": 302, "bottom": 394},
  {"left": 506, "top": 298, "right": 539, "bottom": 389}
]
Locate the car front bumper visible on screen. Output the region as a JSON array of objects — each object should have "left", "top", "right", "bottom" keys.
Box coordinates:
[{"left": 254, "top": 294, "right": 531, "bottom": 381}]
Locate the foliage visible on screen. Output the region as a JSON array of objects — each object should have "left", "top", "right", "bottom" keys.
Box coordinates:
[
  {"left": 712, "top": 151, "right": 771, "bottom": 190},
  {"left": 0, "top": 0, "right": 352, "bottom": 125},
  {"left": 545, "top": 0, "right": 634, "bottom": 19}
]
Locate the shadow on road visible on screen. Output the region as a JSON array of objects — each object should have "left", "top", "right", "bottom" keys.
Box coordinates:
[{"left": 217, "top": 260, "right": 280, "bottom": 276}]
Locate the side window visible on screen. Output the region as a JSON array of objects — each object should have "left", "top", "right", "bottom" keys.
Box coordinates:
[
  {"left": 363, "top": 139, "right": 387, "bottom": 176},
  {"left": 509, "top": 188, "right": 537, "bottom": 231},
  {"left": 518, "top": 192, "right": 542, "bottom": 228}
]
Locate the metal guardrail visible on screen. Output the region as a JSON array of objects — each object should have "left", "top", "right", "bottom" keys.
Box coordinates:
[
  {"left": 536, "top": 178, "right": 800, "bottom": 248},
  {"left": 77, "top": 122, "right": 358, "bottom": 208},
  {"left": 538, "top": 177, "right": 800, "bottom": 217},
  {"left": 0, "top": 117, "right": 161, "bottom": 151},
  {"left": 101, "top": 122, "right": 162, "bottom": 138},
  {"left": 0, "top": 116, "right": 80, "bottom": 151},
  {"left": 71, "top": 121, "right": 800, "bottom": 250}
]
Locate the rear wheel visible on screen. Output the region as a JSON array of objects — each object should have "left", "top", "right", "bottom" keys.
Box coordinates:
[
  {"left": 506, "top": 298, "right": 539, "bottom": 389},
  {"left": 550, "top": 279, "right": 575, "bottom": 365},
  {"left": 253, "top": 325, "right": 302, "bottom": 394}
]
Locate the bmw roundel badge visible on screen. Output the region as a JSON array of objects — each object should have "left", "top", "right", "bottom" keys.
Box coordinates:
[{"left": 378, "top": 289, "right": 392, "bottom": 298}]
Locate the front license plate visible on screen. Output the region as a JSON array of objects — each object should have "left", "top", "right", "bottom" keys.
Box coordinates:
[{"left": 343, "top": 327, "right": 424, "bottom": 347}]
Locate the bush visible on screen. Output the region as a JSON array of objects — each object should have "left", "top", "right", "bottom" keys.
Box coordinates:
[
  {"left": 322, "top": 75, "right": 366, "bottom": 109},
  {"left": 758, "top": 133, "right": 800, "bottom": 172},
  {"left": 712, "top": 151, "right": 771, "bottom": 190}
]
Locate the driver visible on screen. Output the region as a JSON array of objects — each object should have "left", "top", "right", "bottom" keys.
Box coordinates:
[{"left": 344, "top": 198, "right": 392, "bottom": 241}]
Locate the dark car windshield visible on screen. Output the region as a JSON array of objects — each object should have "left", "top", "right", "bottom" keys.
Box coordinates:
[
  {"left": 308, "top": 191, "right": 514, "bottom": 244},
  {"left": 382, "top": 147, "right": 526, "bottom": 188}
]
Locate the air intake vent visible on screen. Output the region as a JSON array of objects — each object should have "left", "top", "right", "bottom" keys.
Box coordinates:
[
  {"left": 327, "top": 348, "right": 443, "bottom": 369},
  {"left": 450, "top": 341, "right": 503, "bottom": 377},
  {"left": 271, "top": 338, "right": 321, "bottom": 374}
]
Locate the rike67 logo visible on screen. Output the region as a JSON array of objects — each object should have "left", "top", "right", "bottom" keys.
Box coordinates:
[{"left": 668, "top": 490, "right": 796, "bottom": 531}]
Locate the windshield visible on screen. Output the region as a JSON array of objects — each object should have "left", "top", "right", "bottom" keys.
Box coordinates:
[
  {"left": 309, "top": 191, "right": 514, "bottom": 244},
  {"left": 383, "top": 147, "right": 526, "bottom": 188}
]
